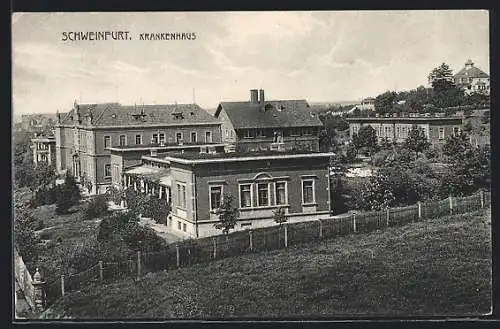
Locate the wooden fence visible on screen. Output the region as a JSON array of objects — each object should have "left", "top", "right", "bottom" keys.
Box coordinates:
[{"left": 43, "top": 190, "right": 491, "bottom": 306}]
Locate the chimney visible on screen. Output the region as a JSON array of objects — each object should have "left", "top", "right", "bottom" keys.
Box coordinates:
[
  {"left": 465, "top": 59, "right": 474, "bottom": 70},
  {"left": 250, "top": 89, "right": 259, "bottom": 104},
  {"left": 259, "top": 89, "right": 265, "bottom": 104}
]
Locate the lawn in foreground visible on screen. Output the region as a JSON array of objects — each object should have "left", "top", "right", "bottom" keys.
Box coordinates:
[{"left": 44, "top": 209, "right": 491, "bottom": 319}]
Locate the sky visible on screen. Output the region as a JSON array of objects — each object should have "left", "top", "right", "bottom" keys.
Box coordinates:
[{"left": 12, "top": 10, "right": 489, "bottom": 115}]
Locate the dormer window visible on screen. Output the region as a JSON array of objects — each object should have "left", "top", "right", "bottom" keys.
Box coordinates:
[{"left": 172, "top": 112, "right": 184, "bottom": 120}]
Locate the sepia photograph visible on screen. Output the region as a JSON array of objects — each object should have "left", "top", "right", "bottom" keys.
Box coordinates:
[{"left": 12, "top": 10, "right": 491, "bottom": 320}]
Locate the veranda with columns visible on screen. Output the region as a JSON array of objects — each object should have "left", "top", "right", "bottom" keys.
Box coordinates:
[{"left": 122, "top": 170, "right": 172, "bottom": 204}]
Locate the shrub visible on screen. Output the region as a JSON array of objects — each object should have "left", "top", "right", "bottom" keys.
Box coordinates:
[
  {"left": 55, "top": 173, "right": 81, "bottom": 214},
  {"left": 148, "top": 197, "right": 171, "bottom": 225},
  {"left": 106, "top": 186, "right": 123, "bottom": 205},
  {"left": 97, "top": 211, "right": 166, "bottom": 253},
  {"left": 424, "top": 147, "right": 439, "bottom": 160},
  {"left": 83, "top": 195, "right": 110, "bottom": 221}
]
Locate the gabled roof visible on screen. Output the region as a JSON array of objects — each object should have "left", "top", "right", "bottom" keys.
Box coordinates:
[
  {"left": 454, "top": 66, "right": 489, "bottom": 79},
  {"left": 215, "top": 100, "right": 323, "bottom": 129},
  {"left": 59, "top": 103, "right": 219, "bottom": 126}
]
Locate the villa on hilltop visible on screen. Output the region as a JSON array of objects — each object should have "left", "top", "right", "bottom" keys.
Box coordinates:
[{"left": 453, "top": 59, "right": 490, "bottom": 95}]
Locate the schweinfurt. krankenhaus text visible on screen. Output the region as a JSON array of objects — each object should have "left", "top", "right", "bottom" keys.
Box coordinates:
[{"left": 61, "top": 31, "right": 198, "bottom": 41}]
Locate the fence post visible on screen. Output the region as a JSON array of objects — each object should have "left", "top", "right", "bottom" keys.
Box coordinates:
[
  {"left": 32, "top": 268, "right": 46, "bottom": 312},
  {"left": 284, "top": 224, "right": 288, "bottom": 248},
  {"left": 449, "top": 195, "right": 453, "bottom": 215},
  {"left": 212, "top": 238, "right": 217, "bottom": 259},
  {"left": 386, "top": 208, "right": 390, "bottom": 227},
  {"left": 98, "top": 261, "right": 103, "bottom": 282},
  {"left": 481, "top": 190, "right": 485, "bottom": 208},
  {"left": 417, "top": 202, "right": 422, "bottom": 221},
  {"left": 318, "top": 219, "right": 323, "bottom": 239},
  {"left": 137, "top": 251, "right": 141, "bottom": 278},
  {"left": 60, "top": 275, "right": 65, "bottom": 297},
  {"left": 176, "top": 244, "right": 180, "bottom": 268},
  {"left": 353, "top": 214, "right": 357, "bottom": 233},
  {"left": 249, "top": 230, "right": 253, "bottom": 252}
]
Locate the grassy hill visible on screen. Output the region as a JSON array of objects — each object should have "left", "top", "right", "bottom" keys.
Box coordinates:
[{"left": 42, "top": 208, "right": 491, "bottom": 319}]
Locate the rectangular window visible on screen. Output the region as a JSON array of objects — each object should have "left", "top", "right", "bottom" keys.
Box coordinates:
[
  {"left": 243, "top": 129, "right": 254, "bottom": 139},
  {"left": 191, "top": 132, "right": 197, "bottom": 143},
  {"left": 176, "top": 132, "right": 182, "bottom": 143},
  {"left": 152, "top": 133, "right": 158, "bottom": 144},
  {"left": 104, "top": 136, "right": 111, "bottom": 148},
  {"left": 159, "top": 133, "right": 166, "bottom": 144},
  {"left": 257, "top": 183, "right": 269, "bottom": 207},
  {"left": 183, "top": 223, "right": 187, "bottom": 232},
  {"left": 290, "top": 128, "right": 301, "bottom": 136},
  {"left": 176, "top": 183, "right": 186, "bottom": 209},
  {"left": 453, "top": 127, "right": 460, "bottom": 136},
  {"left": 275, "top": 182, "right": 287, "bottom": 205},
  {"left": 240, "top": 184, "right": 252, "bottom": 208},
  {"left": 225, "top": 129, "right": 229, "bottom": 137},
  {"left": 210, "top": 186, "right": 223, "bottom": 210},
  {"left": 119, "top": 135, "right": 126, "bottom": 146},
  {"left": 438, "top": 127, "right": 445, "bottom": 139},
  {"left": 256, "top": 129, "right": 265, "bottom": 138},
  {"left": 135, "top": 134, "right": 142, "bottom": 145},
  {"left": 302, "top": 127, "right": 313, "bottom": 136},
  {"left": 104, "top": 164, "right": 111, "bottom": 178},
  {"left": 302, "top": 180, "right": 315, "bottom": 204},
  {"left": 177, "top": 221, "right": 181, "bottom": 230},
  {"left": 205, "top": 131, "right": 212, "bottom": 143}
]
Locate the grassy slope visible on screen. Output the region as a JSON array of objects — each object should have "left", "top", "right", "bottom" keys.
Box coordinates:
[
  {"left": 31, "top": 205, "right": 101, "bottom": 282},
  {"left": 44, "top": 209, "right": 491, "bottom": 319}
]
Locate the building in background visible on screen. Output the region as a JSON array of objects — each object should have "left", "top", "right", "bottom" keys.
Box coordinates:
[
  {"left": 454, "top": 59, "right": 490, "bottom": 95},
  {"left": 21, "top": 114, "right": 57, "bottom": 134},
  {"left": 346, "top": 115, "right": 463, "bottom": 144},
  {"left": 55, "top": 101, "right": 222, "bottom": 194},
  {"left": 120, "top": 150, "right": 334, "bottom": 238},
  {"left": 215, "top": 89, "right": 323, "bottom": 153},
  {"left": 31, "top": 134, "right": 56, "bottom": 167},
  {"left": 358, "top": 97, "right": 375, "bottom": 111}
]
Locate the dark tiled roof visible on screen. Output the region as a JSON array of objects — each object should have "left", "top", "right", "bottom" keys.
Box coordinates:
[
  {"left": 60, "top": 103, "right": 219, "bottom": 126},
  {"left": 215, "top": 100, "right": 323, "bottom": 129},
  {"left": 454, "top": 66, "right": 489, "bottom": 79}
]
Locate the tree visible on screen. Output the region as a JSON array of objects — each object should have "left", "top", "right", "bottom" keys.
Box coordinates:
[
  {"left": 352, "top": 125, "right": 378, "bottom": 156},
  {"left": 83, "top": 194, "right": 110, "bottom": 221},
  {"left": 148, "top": 197, "right": 171, "bottom": 225},
  {"left": 345, "top": 142, "right": 357, "bottom": 162},
  {"left": 329, "top": 155, "right": 349, "bottom": 214},
  {"left": 442, "top": 132, "right": 471, "bottom": 158},
  {"left": 14, "top": 204, "right": 41, "bottom": 265},
  {"left": 359, "top": 172, "right": 395, "bottom": 211},
  {"left": 438, "top": 143, "right": 490, "bottom": 197},
  {"left": 404, "top": 125, "right": 430, "bottom": 158},
  {"left": 273, "top": 207, "right": 288, "bottom": 246},
  {"left": 428, "top": 63, "right": 455, "bottom": 91},
  {"left": 55, "top": 173, "right": 81, "bottom": 214},
  {"left": 427, "top": 63, "right": 464, "bottom": 108},
  {"left": 214, "top": 194, "right": 239, "bottom": 236},
  {"left": 374, "top": 91, "right": 397, "bottom": 114},
  {"left": 124, "top": 188, "right": 147, "bottom": 216}
]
